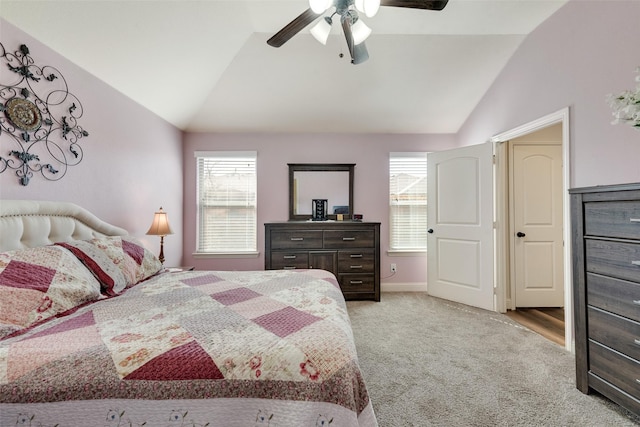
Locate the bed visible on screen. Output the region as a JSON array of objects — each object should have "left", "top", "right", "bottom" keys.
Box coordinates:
[{"left": 0, "top": 200, "right": 377, "bottom": 427}]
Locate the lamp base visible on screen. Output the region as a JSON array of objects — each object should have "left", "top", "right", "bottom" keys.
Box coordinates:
[{"left": 158, "top": 236, "right": 165, "bottom": 265}]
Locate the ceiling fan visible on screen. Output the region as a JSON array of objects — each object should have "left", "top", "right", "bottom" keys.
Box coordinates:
[{"left": 267, "top": 0, "right": 449, "bottom": 65}]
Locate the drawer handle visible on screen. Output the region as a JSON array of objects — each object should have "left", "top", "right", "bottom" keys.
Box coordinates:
[
  {"left": 631, "top": 218, "right": 640, "bottom": 223},
  {"left": 290, "top": 237, "right": 304, "bottom": 241},
  {"left": 632, "top": 261, "right": 640, "bottom": 267},
  {"left": 283, "top": 255, "right": 297, "bottom": 259},
  {"left": 634, "top": 300, "right": 640, "bottom": 306},
  {"left": 350, "top": 254, "right": 363, "bottom": 258},
  {"left": 350, "top": 280, "right": 363, "bottom": 285},
  {"left": 635, "top": 339, "right": 640, "bottom": 346},
  {"left": 283, "top": 266, "right": 297, "bottom": 270},
  {"left": 350, "top": 265, "right": 363, "bottom": 269},
  {"left": 342, "top": 237, "right": 356, "bottom": 241}
]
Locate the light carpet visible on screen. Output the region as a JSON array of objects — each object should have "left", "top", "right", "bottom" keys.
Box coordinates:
[{"left": 346, "top": 293, "right": 640, "bottom": 426}]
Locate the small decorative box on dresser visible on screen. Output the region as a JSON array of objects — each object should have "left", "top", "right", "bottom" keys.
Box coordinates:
[
  {"left": 265, "top": 221, "right": 380, "bottom": 301},
  {"left": 570, "top": 182, "right": 640, "bottom": 416}
]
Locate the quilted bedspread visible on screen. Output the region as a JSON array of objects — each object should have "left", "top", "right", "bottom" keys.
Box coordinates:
[{"left": 0, "top": 269, "right": 377, "bottom": 427}]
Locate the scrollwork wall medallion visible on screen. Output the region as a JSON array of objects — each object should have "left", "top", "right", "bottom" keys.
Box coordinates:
[
  {"left": 6, "top": 97, "right": 43, "bottom": 132},
  {"left": 0, "top": 43, "right": 89, "bottom": 186}
]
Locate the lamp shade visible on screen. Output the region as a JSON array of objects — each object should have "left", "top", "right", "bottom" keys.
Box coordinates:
[
  {"left": 355, "top": 0, "right": 380, "bottom": 17},
  {"left": 309, "top": 0, "right": 332, "bottom": 14},
  {"left": 146, "top": 207, "right": 173, "bottom": 236},
  {"left": 352, "top": 19, "right": 372, "bottom": 45},
  {"left": 310, "top": 17, "right": 332, "bottom": 45}
]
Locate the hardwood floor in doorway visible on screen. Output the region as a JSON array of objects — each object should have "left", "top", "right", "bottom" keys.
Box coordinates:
[{"left": 505, "top": 308, "right": 565, "bottom": 347}]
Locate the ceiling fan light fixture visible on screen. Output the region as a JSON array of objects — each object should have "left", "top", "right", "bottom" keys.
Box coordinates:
[
  {"left": 309, "top": 0, "right": 332, "bottom": 14},
  {"left": 352, "top": 19, "right": 372, "bottom": 45},
  {"left": 355, "top": 0, "right": 380, "bottom": 18},
  {"left": 310, "top": 17, "right": 332, "bottom": 45}
]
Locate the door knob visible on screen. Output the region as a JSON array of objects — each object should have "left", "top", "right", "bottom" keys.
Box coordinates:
[
  {"left": 516, "top": 232, "right": 526, "bottom": 238},
  {"left": 427, "top": 228, "right": 434, "bottom": 234}
]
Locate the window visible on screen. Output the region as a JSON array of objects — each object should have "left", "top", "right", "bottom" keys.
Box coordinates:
[
  {"left": 195, "top": 151, "right": 257, "bottom": 254},
  {"left": 389, "top": 152, "right": 428, "bottom": 251}
]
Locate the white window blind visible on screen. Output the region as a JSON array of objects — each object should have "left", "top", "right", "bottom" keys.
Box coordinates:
[
  {"left": 195, "top": 151, "right": 257, "bottom": 253},
  {"left": 389, "top": 152, "right": 428, "bottom": 250}
]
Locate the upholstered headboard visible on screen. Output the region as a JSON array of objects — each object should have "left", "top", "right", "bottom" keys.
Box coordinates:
[{"left": 0, "top": 200, "right": 128, "bottom": 252}]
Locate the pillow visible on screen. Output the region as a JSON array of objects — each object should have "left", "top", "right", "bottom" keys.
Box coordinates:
[
  {"left": 57, "top": 236, "right": 162, "bottom": 296},
  {"left": 0, "top": 245, "right": 103, "bottom": 339}
]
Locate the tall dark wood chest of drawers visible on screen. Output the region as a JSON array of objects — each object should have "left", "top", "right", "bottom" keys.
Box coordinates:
[
  {"left": 570, "top": 183, "right": 640, "bottom": 416},
  {"left": 265, "top": 221, "right": 380, "bottom": 301}
]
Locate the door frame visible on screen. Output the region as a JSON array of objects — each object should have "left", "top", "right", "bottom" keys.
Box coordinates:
[{"left": 490, "top": 107, "right": 573, "bottom": 352}]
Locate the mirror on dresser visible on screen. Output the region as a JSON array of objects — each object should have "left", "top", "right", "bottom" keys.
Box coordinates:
[{"left": 288, "top": 163, "right": 355, "bottom": 220}]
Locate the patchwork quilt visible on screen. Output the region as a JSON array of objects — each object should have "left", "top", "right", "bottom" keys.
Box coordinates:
[{"left": 0, "top": 262, "right": 377, "bottom": 426}]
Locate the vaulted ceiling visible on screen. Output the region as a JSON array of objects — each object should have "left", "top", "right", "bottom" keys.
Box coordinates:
[{"left": 1, "top": 0, "right": 567, "bottom": 133}]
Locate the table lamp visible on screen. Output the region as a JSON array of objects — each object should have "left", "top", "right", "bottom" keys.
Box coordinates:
[{"left": 146, "top": 207, "right": 173, "bottom": 264}]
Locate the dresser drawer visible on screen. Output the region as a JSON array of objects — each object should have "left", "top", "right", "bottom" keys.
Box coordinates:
[
  {"left": 586, "top": 239, "right": 640, "bottom": 283},
  {"left": 338, "top": 274, "right": 375, "bottom": 293},
  {"left": 588, "top": 306, "right": 640, "bottom": 360},
  {"left": 270, "top": 230, "right": 323, "bottom": 249},
  {"left": 338, "top": 250, "right": 375, "bottom": 273},
  {"left": 589, "top": 340, "right": 640, "bottom": 398},
  {"left": 270, "top": 252, "right": 309, "bottom": 269},
  {"left": 587, "top": 273, "right": 640, "bottom": 322},
  {"left": 324, "top": 230, "right": 375, "bottom": 248},
  {"left": 585, "top": 201, "right": 640, "bottom": 240}
]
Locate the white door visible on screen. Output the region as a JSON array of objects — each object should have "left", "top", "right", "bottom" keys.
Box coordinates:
[
  {"left": 511, "top": 144, "right": 564, "bottom": 307},
  {"left": 427, "top": 142, "right": 494, "bottom": 311}
]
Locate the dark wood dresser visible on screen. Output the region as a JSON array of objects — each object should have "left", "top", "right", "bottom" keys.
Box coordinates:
[
  {"left": 265, "top": 221, "right": 380, "bottom": 301},
  {"left": 570, "top": 182, "right": 640, "bottom": 416}
]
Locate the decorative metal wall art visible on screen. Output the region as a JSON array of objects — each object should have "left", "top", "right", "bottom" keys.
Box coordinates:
[{"left": 0, "top": 43, "right": 89, "bottom": 186}]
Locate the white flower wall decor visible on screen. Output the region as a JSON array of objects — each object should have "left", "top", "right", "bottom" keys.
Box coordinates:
[{"left": 607, "top": 66, "right": 640, "bottom": 130}]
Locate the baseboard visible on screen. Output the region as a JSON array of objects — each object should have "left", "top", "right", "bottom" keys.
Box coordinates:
[{"left": 381, "top": 282, "right": 427, "bottom": 293}]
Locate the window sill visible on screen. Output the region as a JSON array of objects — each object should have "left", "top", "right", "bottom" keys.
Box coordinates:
[
  {"left": 193, "top": 252, "right": 260, "bottom": 259},
  {"left": 387, "top": 250, "right": 427, "bottom": 257}
]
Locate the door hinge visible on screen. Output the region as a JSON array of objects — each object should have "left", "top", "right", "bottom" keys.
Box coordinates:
[{"left": 492, "top": 154, "right": 496, "bottom": 165}]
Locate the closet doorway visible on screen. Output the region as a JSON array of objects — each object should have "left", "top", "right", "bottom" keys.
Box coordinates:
[{"left": 493, "top": 108, "right": 572, "bottom": 351}]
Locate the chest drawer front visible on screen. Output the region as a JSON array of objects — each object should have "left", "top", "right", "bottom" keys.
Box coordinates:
[
  {"left": 270, "top": 252, "right": 309, "bottom": 269},
  {"left": 588, "top": 306, "right": 640, "bottom": 360},
  {"left": 587, "top": 273, "right": 640, "bottom": 322},
  {"left": 338, "top": 274, "right": 375, "bottom": 293},
  {"left": 589, "top": 340, "right": 640, "bottom": 398},
  {"left": 338, "top": 250, "right": 375, "bottom": 273},
  {"left": 270, "top": 230, "right": 323, "bottom": 249},
  {"left": 586, "top": 239, "right": 640, "bottom": 283},
  {"left": 324, "top": 230, "right": 375, "bottom": 248},
  {"left": 585, "top": 201, "right": 640, "bottom": 240}
]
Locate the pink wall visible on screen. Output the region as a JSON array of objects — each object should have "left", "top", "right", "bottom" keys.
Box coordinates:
[
  {"left": 457, "top": 0, "right": 640, "bottom": 187},
  {"left": 182, "top": 133, "right": 457, "bottom": 285},
  {"left": 0, "top": 19, "right": 185, "bottom": 266}
]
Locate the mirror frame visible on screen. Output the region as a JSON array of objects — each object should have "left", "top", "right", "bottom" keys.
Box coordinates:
[{"left": 288, "top": 163, "right": 355, "bottom": 221}]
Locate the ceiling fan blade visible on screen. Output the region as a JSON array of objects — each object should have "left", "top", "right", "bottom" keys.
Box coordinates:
[
  {"left": 380, "top": 0, "right": 449, "bottom": 10},
  {"left": 341, "top": 17, "right": 356, "bottom": 62},
  {"left": 267, "top": 8, "right": 322, "bottom": 48},
  {"left": 341, "top": 18, "right": 369, "bottom": 65},
  {"left": 352, "top": 42, "right": 369, "bottom": 65}
]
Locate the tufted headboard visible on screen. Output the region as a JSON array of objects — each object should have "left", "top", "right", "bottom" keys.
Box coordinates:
[{"left": 0, "top": 200, "right": 128, "bottom": 252}]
